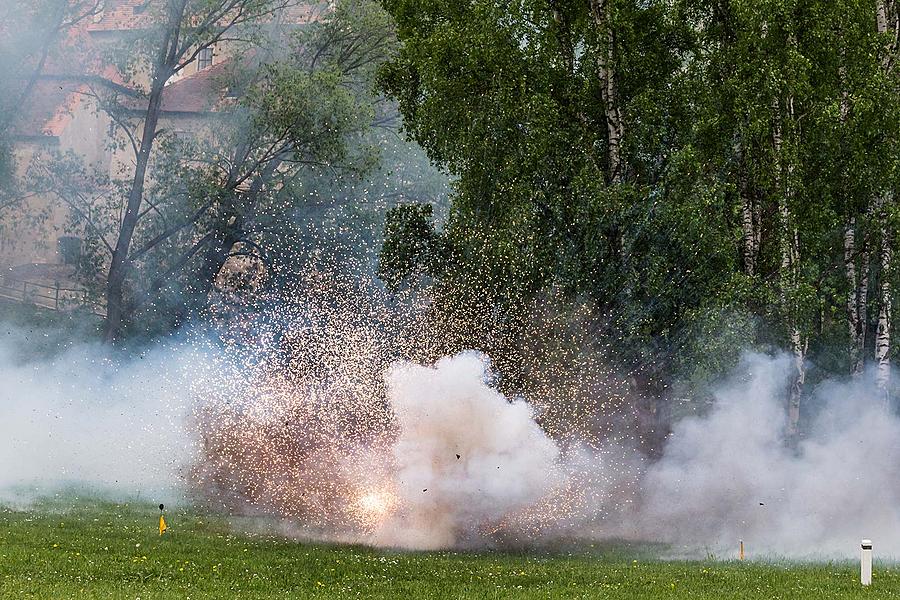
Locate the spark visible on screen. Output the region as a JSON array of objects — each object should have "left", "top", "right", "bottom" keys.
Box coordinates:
[
  {"left": 351, "top": 489, "right": 397, "bottom": 532},
  {"left": 184, "top": 263, "right": 641, "bottom": 550}
]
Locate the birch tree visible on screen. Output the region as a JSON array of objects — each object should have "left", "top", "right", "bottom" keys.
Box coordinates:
[
  {"left": 773, "top": 91, "right": 806, "bottom": 438},
  {"left": 589, "top": 0, "right": 626, "bottom": 185},
  {"left": 839, "top": 53, "right": 870, "bottom": 377},
  {"left": 874, "top": 0, "right": 899, "bottom": 399}
]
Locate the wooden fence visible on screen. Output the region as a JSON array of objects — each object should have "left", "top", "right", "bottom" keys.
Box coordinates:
[{"left": 0, "top": 275, "right": 105, "bottom": 316}]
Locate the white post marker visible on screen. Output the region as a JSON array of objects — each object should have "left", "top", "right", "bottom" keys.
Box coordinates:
[{"left": 861, "top": 539, "right": 873, "bottom": 586}]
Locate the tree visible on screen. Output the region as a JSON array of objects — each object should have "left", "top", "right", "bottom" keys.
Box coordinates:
[
  {"left": 100, "top": 0, "right": 298, "bottom": 341},
  {"left": 874, "top": 0, "right": 899, "bottom": 401},
  {"left": 90, "top": 0, "right": 406, "bottom": 333},
  {"left": 378, "top": 0, "right": 900, "bottom": 437}
]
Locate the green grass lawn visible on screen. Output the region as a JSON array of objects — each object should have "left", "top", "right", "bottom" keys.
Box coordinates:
[{"left": 1, "top": 499, "right": 899, "bottom": 599}]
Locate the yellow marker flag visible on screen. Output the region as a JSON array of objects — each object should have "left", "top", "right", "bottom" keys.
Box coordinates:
[{"left": 159, "top": 514, "right": 167, "bottom": 535}]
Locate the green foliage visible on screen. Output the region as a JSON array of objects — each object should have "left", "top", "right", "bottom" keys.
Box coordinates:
[
  {"left": 378, "top": 0, "right": 900, "bottom": 398},
  {"left": 378, "top": 0, "right": 730, "bottom": 386},
  {"left": 378, "top": 203, "right": 446, "bottom": 290},
  {"left": 35, "top": 0, "right": 433, "bottom": 336}
]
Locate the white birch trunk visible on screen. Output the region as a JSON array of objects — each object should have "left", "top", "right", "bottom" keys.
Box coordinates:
[
  {"left": 845, "top": 221, "right": 871, "bottom": 375},
  {"left": 589, "top": 0, "right": 626, "bottom": 184},
  {"left": 741, "top": 192, "right": 757, "bottom": 276},
  {"left": 874, "top": 0, "right": 896, "bottom": 401},
  {"left": 773, "top": 99, "right": 805, "bottom": 438},
  {"left": 859, "top": 245, "right": 870, "bottom": 360},
  {"left": 876, "top": 195, "right": 892, "bottom": 402},
  {"left": 845, "top": 221, "right": 862, "bottom": 373},
  {"left": 838, "top": 56, "right": 870, "bottom": 375},
  {"left": 738, "top": 141, "right": 759, "bottom": 276}
]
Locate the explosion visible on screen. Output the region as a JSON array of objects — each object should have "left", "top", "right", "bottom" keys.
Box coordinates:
[
  {"left": 351, "top": 489, "right": 398, "bottom": 532},
  {"left": 187, "top": 339, "right": 636, "bottom": 550}
]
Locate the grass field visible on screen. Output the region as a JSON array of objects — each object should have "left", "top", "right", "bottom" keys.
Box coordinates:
[{"left": 1, "top": 499, "right": 899, "bottom": 599}]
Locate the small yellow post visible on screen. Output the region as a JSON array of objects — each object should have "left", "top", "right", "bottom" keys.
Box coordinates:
[
  {"left": 159, "top": 503, "right": 168, "bottom": 536},
  {"left": 739, "top": 540, "right": 744, "bottom": 561}
]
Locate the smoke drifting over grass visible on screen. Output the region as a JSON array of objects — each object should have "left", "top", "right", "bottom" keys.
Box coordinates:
[
  {"left": 2, "top": 324, "right": 899, "bottom": 558},
  {"left": 0, "top": 329, "right": 196, "bottom": 503},
  {"left": 638, "top": 353, "right": 900, "bottom": 558}
]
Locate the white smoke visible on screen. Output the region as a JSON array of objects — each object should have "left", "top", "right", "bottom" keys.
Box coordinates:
[
  {"left": 0, "top": 330, "right": 198, "bottom": 504},
  {"left": 638, "top": 352, "right": 900, "bottom": 558},
  {"left": 2, "top": 325, "right": 900, "bottom": 559},
  {"left": 372, "top": 352, "right": 564, "bottom": 549}
]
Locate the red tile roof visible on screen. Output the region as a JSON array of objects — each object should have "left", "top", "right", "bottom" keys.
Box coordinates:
[
  {"left": 8, "top": 1, "right": 327, "bottom": 136},
  {"left": 123, "top": 60, "right": 233, "bottom": 114},
  {"left": 10, "top": 80, "right": 88, "bottom": 138},
  {"left": 87, "top": 0, "right": 156, "bottom": 32}
]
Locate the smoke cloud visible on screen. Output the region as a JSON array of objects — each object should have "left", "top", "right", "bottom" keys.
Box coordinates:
[
  {"left": 2, "top": 324, "right": 899, "bottom": 559},
  {"left": 372, "top": 353, "right": 564, "bottom": 549},
  {"left": 637, "top": 352, "right": 900, "bottom": 558},
  {"left": 0, "top": 328, "right": 197, "bottom": 504}
]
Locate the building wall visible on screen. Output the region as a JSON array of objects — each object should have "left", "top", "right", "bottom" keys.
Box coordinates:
[
  {"left": 1, "top": 92, "right": 113, "bottom": 268},
  {"left": 1, "top": 23, "right": 234, "bottom": 273},
  {"left": 0, "top": 143, "right": 53, "bottom": 267}
]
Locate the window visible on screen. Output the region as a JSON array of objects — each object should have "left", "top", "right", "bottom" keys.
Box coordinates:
[{"left": 197, "top": 47, "right": 213, "bottom": 71}]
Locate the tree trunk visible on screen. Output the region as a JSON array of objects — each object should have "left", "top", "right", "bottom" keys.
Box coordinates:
[
  {"left": 781, "top": 193, "right": 805, "bottom": 439},
  {"left": 845, "top": 220, "right": 870, "bottom": 375},
  {"left": 589, "top": 0, "right": 626, "bottom": 185},
  {"left": 874, "top": 0, "right": 896, "bottom": 403},
  {"left": 738, "top": 142, "right": 759, "bottom": 276},
  {"left": 845, "top": 222, "right": 859, "bottom": 370},
  {"left": 102, "top": 16, "right": 179, "bottom": 342},
  {"left": 858, "top": 243, "right": 870, "bottom": 363},
  {"left": 839, "top": 55, "right": 869, "bottom": 376},
  {"left": 876, "top": 195, "right": 892, "bottom": 403},
  {"left": 102, "top": 77, "right": 168, "bottom": 340},
  {"left": 876, "top": 0, "right": 892, "bottom": 42},
  {"left": 774, "top": 98, "right": 805, "bottom": 439}
]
